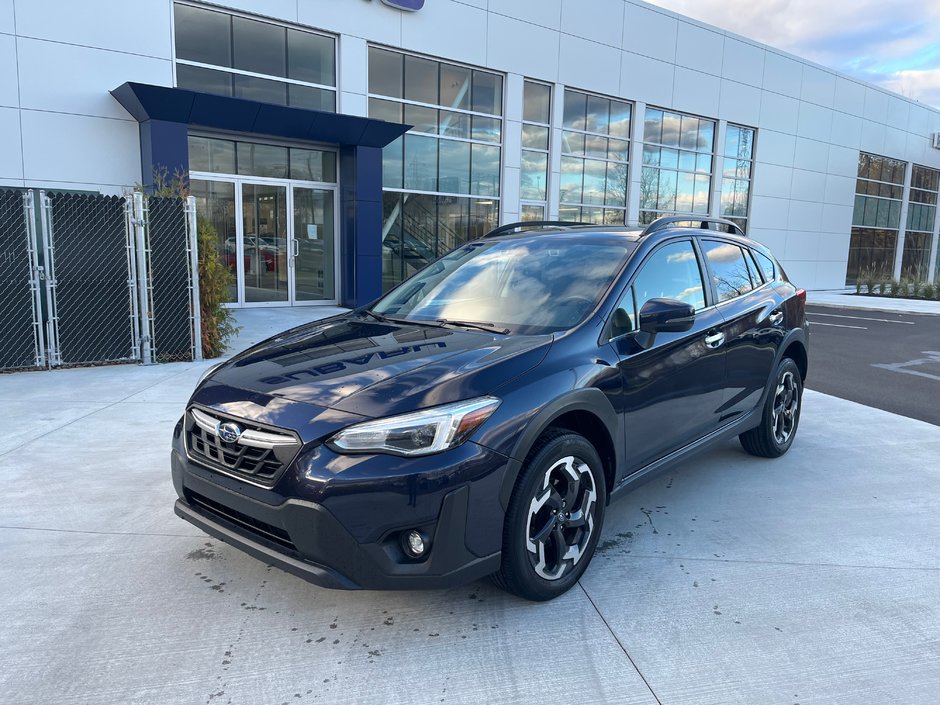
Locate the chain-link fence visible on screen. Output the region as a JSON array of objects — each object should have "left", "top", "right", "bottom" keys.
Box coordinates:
[
  {"left": 0, "top": 189, "right": 43, "bottom": 370},
  {"left": 43, "top": 192, "right": 137, "bottom": 365},
  {"left": 146, "top": 197, "right": 197, "bottom": 362}
]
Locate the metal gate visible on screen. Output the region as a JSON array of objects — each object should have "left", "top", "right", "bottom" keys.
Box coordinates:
[
  {"left": 0, "top": 189, "right": 44, "bottom": 369},
  {"left": 0, "top": 189, "right": 201, "bottom": 372}
]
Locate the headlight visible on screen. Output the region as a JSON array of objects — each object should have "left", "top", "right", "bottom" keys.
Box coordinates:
[
  {"left": 196, "top": 361, "right": 223, "bottom": 387},
  {"left": 328, "top": 397, "right": 501, "bottom": 456}
]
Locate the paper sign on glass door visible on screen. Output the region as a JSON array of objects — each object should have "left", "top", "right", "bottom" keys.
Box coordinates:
[{"left": 307, "top": 224, "right": 319, "bottom": 240}]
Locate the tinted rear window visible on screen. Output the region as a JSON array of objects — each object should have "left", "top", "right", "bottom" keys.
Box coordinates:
[
  {"left": 701, "top": 240, "right": 754, "bottom": 302},
  {"left": 754, "top": 250, "right": 776, "bottom": 282}
]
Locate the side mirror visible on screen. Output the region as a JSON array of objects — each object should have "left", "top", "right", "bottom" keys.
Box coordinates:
[{"left": 639, "top": 298, "right": 695, "bottom": 334}]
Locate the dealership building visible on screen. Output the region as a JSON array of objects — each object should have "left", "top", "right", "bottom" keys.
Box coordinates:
[{"left": 2, "top": 0, "right": 940, "bottom": 307}]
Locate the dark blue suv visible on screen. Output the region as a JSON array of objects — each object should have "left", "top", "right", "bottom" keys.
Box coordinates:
[{"left": 171, "top": 217, "right": 808, "bottom": 601}]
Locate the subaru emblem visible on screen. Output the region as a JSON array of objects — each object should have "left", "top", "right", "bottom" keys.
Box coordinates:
[{"left": 217, "top": 422, "right": 242, "bottom": 444}]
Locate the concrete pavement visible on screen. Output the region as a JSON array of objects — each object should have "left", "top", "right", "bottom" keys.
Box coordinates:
[{"left": 1, "top": 307, "right": 938, "bottom": 705}]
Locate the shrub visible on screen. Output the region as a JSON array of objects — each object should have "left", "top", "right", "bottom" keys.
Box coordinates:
[
  {"left": 911, "top": 279, "right": 922, "bottom": 299},
  {"left": 197, "top": 217, "right": 239, "bottom": 358},
  {"left": 863, "top": 270, "right": 876, "bottom": 294},
  {"left": 877, "top": 279, "right": 887, "bottom": 295},
  {"left": 923, "top": 283, "right": 936, "bottom": 301}
]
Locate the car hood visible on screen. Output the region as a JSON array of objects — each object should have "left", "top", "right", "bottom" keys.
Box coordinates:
[{"left": 208, "top": 314, "right": 552, "bottom": 418}]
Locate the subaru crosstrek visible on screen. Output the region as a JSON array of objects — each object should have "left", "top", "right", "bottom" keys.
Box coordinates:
[{"left": 171, "top": 216, "right": 808, "bottom": 601}]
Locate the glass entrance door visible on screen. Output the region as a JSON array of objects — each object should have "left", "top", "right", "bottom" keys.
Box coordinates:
[
  {"left": 291, "top": 187, "right": 335, "bottom": 302},
  {"left": 241, "top": 183, "right": 289, "bottom": 304}
]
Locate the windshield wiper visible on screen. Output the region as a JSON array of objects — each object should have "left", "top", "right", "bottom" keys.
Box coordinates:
[{"left": 435, "top": 319, "right": 510, "bottom": 334}]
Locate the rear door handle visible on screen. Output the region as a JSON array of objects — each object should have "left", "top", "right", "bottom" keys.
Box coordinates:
[
  {"left": 769, "top": 310, "right": 784, "bottom": 326},
  {"left": 704, "top": 331, "right": 725, "bottom": 349}
]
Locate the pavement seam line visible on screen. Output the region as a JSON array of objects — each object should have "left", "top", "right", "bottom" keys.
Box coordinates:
[
  {"left": 578, "top": 582, "right": 664, "bottom": 705},
  {"left": 0, "top": 525, "right": 203, "bottom": 538},
  {"left": 610, "top": 552, "right": 940, "bottom": 573}
]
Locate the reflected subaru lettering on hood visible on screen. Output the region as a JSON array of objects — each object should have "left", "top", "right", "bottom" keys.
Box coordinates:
[
  {"left": 380, "top": 0, "right": 425, "bottom": 10},
  {"left": 259, "top": 342, "right": 447, "bottom": 384}
]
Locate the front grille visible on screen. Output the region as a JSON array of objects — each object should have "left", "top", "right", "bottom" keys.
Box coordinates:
[
  {"left": 185, "top": 407, "right": 300, "bottom": 485},
  {"left": 186, "top": 490, "right": 298, "bottom": 553}
]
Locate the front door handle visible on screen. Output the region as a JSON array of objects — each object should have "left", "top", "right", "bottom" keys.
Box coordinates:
[
  {"left": 704, "top": 331, "right": 725, "bottom": 349},
  {"left": 769, "top": 310, "right": 784, "bottom": 326},
  {"left": 292, "top": 239, "right": 300, "bottom": 258}
]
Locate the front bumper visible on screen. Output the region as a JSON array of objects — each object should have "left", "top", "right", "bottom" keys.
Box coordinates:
[{"left": 171, "top": 423, "right": 507, "bottom": 590}]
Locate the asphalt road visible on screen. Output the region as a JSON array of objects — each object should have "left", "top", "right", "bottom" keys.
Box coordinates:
[{"left": 804, "top": 304, "right": 940, "bottom": 426}]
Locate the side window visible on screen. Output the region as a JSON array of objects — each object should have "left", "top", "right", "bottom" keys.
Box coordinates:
[
  {"left": 745, "top": 249, "right": 765, "bottom": 284},
  {"left": 633, "top": 240, "right": 707, "bottom": 313},
  {"left": 701, "top": 240, "right": 755, "bottom": 301},
  {"left": 754, "top": 250, "right": 776, "bottom": 282},
  {"left": 610, "top": 286, "right": 636, "bottom": 339}
]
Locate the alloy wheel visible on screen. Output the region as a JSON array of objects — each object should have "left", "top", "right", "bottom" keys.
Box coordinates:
[
  {"left": 771, "top": 370, "right": 799, "bottom": 445},
  {"left": 525, "top": 455, "right": 597, "bottom": 581}
]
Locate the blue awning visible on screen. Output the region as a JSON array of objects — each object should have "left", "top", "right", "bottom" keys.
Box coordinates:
[{"left": 111, "top": 82, "right": 409, "bottom": 148}]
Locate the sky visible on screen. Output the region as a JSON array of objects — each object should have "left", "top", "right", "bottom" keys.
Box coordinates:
[{"left": 643, "top": 0, "right": 940, "bottom": 109}]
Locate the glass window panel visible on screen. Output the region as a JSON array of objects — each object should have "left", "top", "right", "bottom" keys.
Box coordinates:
[
  {"left": 290, "top": 148, "right": 337, "bottom": 182},
  {"left": 439, "top": 140, "right": 471, "bottom": 194},
  {"left": 175, "top": 5, "right": 231, "bottom": 67},
  {"left": 440, "top": 64, "right": 471, "bottom": 111},
  {"left": 369, "top": 47, "right": 403, "bottom": 98},
  {"left": 521, "top": 204, "right": 545, "bottom": 221},
  {"left": 679, "top": 115, "right": 699, "bottom": 150},
  {"left": 582, "top": 159, "right": 607, "bottom": 205},
  {"left": 736, "top": 127, "right": 753, "bottom": 159},
  {"left": 562, "top": 130, "right": 585, "bottom": 156},
  {"left": 558, "top": 205, "right": 581, "bottom": 221},
  {"left": 523, "top": 81, "right": 551, "bottom": 124},
  {"left": 735, "top": 159, "right": 750, "bottom": 179},
  {"left": 702, "top": 240, "right": 754, "bottom": 301},
  {"left": 660, "top": 112, "right": 681, "bottom": 147},
  {"left": 888, "top": 200, "right": 901, "bottom": 228},
  {"left": 470, "top": 143, "right": 500, "bottom": 196},
  {"left": 176, "top": 64, "right": 233, "bottom": 97},
  {"left": 400, "top": 194, "right": 437, "bottom": 271},
  {"left": 439, "top": 110, "right": 470, "bottom": 139},
  {"left": 471, "top": 115, "right": 501, "bottom": 143},
  {"left": 643, "top": 108, "right": 663, "bottom": 143},
  {"left": 188, "top": 136, "right": 211, "bottom": 172},
  {"left": 697, "top": 152, "right": 713, "bottom": 173},
  {"left": 676, "top": 172, "right": 695, "bottom": 212},
  {"left": 605, "top": 162, "right": 627, "bottom": 207},
  {"left": 404, "top": 54, "right": 438, "bottom": 104},
  {"left": 404, "top": 103, "right": 438, "bottom": 134},
  {"left": 633, "top": 240, "right": 706, "bottom": 311},
  {"left": 288, "top": 84, "right": 334, "bottom": 112},
  {"left": 693, "top": 174, "right": 711, "bottom": 213},
  {"left": 642, "top": 145, "right": 660, "bottom": 166},
  {"left": 522, "top": 124, "right": 550, "bottom": 151},
  {"left": 287, "top": 29, "right": 334, "bottom": 85},
  {"left": 874, "top": 199, "right": 889, "bottom": 228},
  {"left": 233, "top": 74, "right": 287, "bottom": 105},
  {"left": 609, "top": 101, "right": 631, "bottom": 138},
  {"left": 206, "top": 139, "right": 235, "bottom": 173},
  {"left": 381, "top": 192, "right": 403, "bottom": 291},
  {"left": 469, "top": 199, "right": 498, "bottom": 240},
  {"left": 190, "top": 179, "right": 237, "bottom": 302},
  {"left": 724, "top": 127, "right": 740, "bottom": 159},
  {"left": 520, "top": 151, "right": 548, "bottom": 201},
  {"left": 369, "top": 97, "right": 403, "bottom": 123},
  {"left": 585, "top": 95, "right": 610, "bottom": 134},
  {"left": 657, "top": 170, "right": 677, "bottom": 211},
  {"left": 236, "top": 142, "right": 288, "bottom": 178},
  {"left": 233, "top": 17, "right": 285, "bottom": 77},
  {"left": 404, "top": 134, "right": 438, "bottom": 191},
  {"left": 733, "top": 180, "right": 749, "bottom": 216},
  {"left": 660, "top": 148, "right": 679, "bottom": 170},
  {"left": 639, "top": 167, "right": 658, "bottom": 210},
  {"left": 382, "top": 136, "right": 403, "bottom": 189},
  {"left": 580, "top": 206, "right": 605, "bottom": 224},
  {"left": 720, "top": 179, "right": 736, "bottom": 216},
  {"left": 563, "top": 90, "right": 587, "bottom": 130},
  {"left": 697, "top": 120, "right": 715, "bottom": 152},
  {"left": 603, "top": 209, "right": 626, "bottom": 225},
  {"left": 472, "top": 70, "right": 502, "bottom": 115},
  {"left": 585, "top": 134, "right": 608, "bottom": 159},
  {"left": 678, "top": 150, "right": 696, "bottom": 172},
  {"left": 607, "top": 138, "right": 629, "bottom": 162},
  {"left": 522, "top": 123, "right": 549, "bottom": 150},
  {"left": 560, "top": 156, "right": 584, "bottom": 203},
  {"left": 437, "top": 196, "right": 471, "bottom": 253}
]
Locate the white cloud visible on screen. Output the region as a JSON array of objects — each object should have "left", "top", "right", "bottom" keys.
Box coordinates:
[{"left": 643, "top": 0, "right": 940, "bottom": 108}]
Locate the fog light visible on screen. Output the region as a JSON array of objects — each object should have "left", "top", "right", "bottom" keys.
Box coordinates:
[{"left": 403, "top": 529, "right": 427, "bottom": 558}]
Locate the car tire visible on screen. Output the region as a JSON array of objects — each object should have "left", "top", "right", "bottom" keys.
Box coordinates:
[
  {"left": 739, "top": 357, "right": 803, "bottom": 458},
  {"left": 493, "top": 429, "right": 606, "bottom": 601}
]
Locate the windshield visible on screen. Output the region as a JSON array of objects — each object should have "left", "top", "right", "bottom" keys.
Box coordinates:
[{"left": 372, "top": 237, "right": 634, "bottom": 334}]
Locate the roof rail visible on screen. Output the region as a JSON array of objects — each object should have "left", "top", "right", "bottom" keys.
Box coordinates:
[
  {"left": 484, "top": 220, "right": 590, "bottom": 238},
  {"left": 640, "top": 216, "right": 745, "bottom": 238}
]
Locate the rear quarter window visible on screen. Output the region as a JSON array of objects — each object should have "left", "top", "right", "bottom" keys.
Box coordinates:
[{"left": 753, "top": 250, "right": 776, "bottom": 282}]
